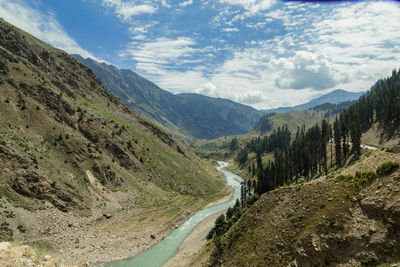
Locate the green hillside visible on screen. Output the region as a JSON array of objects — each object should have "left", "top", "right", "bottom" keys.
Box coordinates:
[
  {"left": 0, "top": 19, "right": 226, "bottom": 264},
  {"left": 195, "top": 70, "right": 400, "bottom": 267},
  {"left": 255, "top": 101, "right": 355, "bottom": 133},
  {"left": 201, "top": 151, "right": 400, "bottom": 266},
  {"left": 73, "top": 55, "right": 264, "bottom": 140}
]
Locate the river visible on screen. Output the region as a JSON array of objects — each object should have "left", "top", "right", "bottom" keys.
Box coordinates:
[{"left": 100, "top": 161, "right": 242, "bottom": 267}]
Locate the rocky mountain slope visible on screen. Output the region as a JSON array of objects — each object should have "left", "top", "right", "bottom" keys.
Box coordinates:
[
  {"left": 0, "top": 18, "right": 226, "bottom": 264},
  {"left": 73, "top": 55, "right": 264, "bottom": 140},
  {"left": 193, "top": 149, "right": 400, "bottom": 266}
]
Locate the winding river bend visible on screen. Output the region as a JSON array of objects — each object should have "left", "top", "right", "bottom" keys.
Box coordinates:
[{"left": 102, "top": 161, "right": 242, "bottom": 267}]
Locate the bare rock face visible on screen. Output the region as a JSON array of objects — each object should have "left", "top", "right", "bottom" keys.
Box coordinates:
[
  {"left": 92, "top": 163, "right": 122, "bottom": 187},
  {"left": 12, "top": 169, "right": 84, "bottom": 212},
  {"left": 109, "top": 143, "right": 136, "bottom": 169}
]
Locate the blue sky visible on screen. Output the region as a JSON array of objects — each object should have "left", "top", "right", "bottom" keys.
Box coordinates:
[{"left": 0, "top": 0, "right": 399, "bottom": 109}]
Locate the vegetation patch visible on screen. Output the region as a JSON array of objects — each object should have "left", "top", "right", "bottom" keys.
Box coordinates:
[
  {"left": 337, "top": 170, "right": 377, "bottom": 188},
  {"left": 0, "top": 221, "right": 13, "bottom": 241},
  {"left": 376, "top": 161, "right": 400, "bottom": 177}
]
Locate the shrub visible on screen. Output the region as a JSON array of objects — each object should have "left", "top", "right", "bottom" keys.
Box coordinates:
[
  {"left": 376, "top": 161, "right": 400, "bottom": 176},
  {"left": 207, "top": 228, "right": 215, "bottom": 240},
  {"left": 213, "top": 236, "right": 223, "bottom": 249},
  {"left": 354, "top": 171, "right": 377, "bottom": 186},
  {"left": 245, "top": 194, "right": 259, "bottom": 206},
  {"left": 338, "top": 171, "right": 377, "bottom": 188},
  {"left": 0, "top": 221, "right": 13, "bottom": 241},
  {"left": 336, "top": 174, "right": 354, "bottom": 182},
  {"left": 17, "top": 224, "right": 26, "bottom": 233}
]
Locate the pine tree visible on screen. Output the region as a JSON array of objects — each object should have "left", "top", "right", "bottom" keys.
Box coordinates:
[
  {"left": 334, "top": 117, "right": 342, "bottom": 166},
  {"left": 350, "top": 114, "right": 362, "bottom": 158}
]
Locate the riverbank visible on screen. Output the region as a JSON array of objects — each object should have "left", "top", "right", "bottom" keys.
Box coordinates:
[
  {"left": 102, "top": 161, "right": 242, "bottom": 267},
  {"left": 0, "top": 158, "right": 230, "bottom": 266},
  {"left": 163, "top": 164, "right": 238, "bottom": 267},
  {"left": 163, "top": 211, "right": 223, "bottom": 267},
  {"left": 1, "top": 192, "right": 229, "bottom": 266}
]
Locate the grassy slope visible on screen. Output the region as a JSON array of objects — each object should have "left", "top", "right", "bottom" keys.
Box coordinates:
[
  {"left": 268, "top": 109, "right": 333, "bottom": 132},
  {"left": 0, "top": 19, "right": 226, "bottom": 260},
  {"left": 192, "top": 134, "right": 253, "bottom": 160},
  {"left": 194, "top": 149, "right": 400, "bottom": 266}
]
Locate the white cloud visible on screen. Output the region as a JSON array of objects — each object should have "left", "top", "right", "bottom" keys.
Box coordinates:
[
  {"left": 272, "top": 51, "right": 348, "bottom": 90},
  {"left": 305, "top": 1, "right": 400, "bottom": 91},
  {"left": 157, "top": 70, "right": 208, "bottom": 93},
  {"left": 219, "top": 0, "right": 277, "bottom": 15},
  {"left": 123, "top": 37, "right": 197, "bottom": 67},
  {"left": 222, "top": 27, "right": 239, "bottom": 32},
  {"left": 120, "top": 37, "right": 210, "bottom": 93},
  {"left": 202, "top": 1, "right": 400, "bottom": 109},
  {"left": 196, "top": 82, "right": 217, "bottom": 95},
  {"left": 161, "top": 0, "right": 171, "bottom": 8},
  {"left": 179, "top": 0, "right": 193, "bottom": 7},
  {"left": 0, "top": 0, "right": 99, "bottom": 60},
  {"left": 118, "top": 1, "right": 400, "bottom": 109},
  {"left": 102, "top": 0, "right": 157, "bottom": 21}
]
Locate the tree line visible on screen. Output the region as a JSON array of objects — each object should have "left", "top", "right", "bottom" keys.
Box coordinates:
[
  {"left": 208, "top": 68, "right": 399, "bottom": 246},
  {"left": 255, "top": 68, "right": 400, "bottom": 195},
  {"left": 237, "top": 126, "right": 291, "bottom": 166}
]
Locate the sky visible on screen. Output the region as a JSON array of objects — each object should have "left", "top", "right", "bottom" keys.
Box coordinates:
[{"left": 0, "top": 0, "right": 399, "bottom": 110}]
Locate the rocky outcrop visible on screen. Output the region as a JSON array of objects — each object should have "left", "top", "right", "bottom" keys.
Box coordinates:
[
  {"left": 92, "top": 163, "right": 122, "bottom": 187},
  {"left": 12, "top": 169, "right": 84, "bottom": 212},
  {"left": 139, "top": 119, "right": 176, "bottom": 148}
]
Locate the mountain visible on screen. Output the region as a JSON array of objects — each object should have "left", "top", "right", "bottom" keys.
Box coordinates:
[
  {"left": 263, "top": 89, "right": 365, "bottom": 113},
  {"left": 254, "top": 101, "right": 356, "bottom": 133},
  {"left": 195, "top": 71, "right": 400, "bottom": 266},
  {"left": 73, "top": 55, "right": 264, "bottom": 140},
  {"left": 197, "top": 151, "right": 400, "bottom": 266},
  {"left": 0, "top": 19, "right": 226, "bottom": 264}
]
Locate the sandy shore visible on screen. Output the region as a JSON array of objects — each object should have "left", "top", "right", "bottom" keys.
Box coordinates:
[
  {"left": 204, "top": 193, "right": 232, "bottom": 209},
  {"left": 163, "top": 211, "right": 223, "bottom": 267},
  {"left": 163, "top": 190, "right": 234, "bottom": 267}
]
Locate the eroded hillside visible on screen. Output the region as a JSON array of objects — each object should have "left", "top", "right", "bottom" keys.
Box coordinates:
[
  {"left": 193, "top": 150, "right": 400, "bottom": 266},
  {"left": 0, "top": 19, "right": 226, "bottom": 264}
]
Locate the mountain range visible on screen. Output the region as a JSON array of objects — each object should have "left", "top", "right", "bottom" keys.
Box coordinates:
[
  {"left": 74, "top": 55, "right": 367, "bottom": 140},
  {"left": 263, "top": 89, "right": 365, "bottom": 113},
  {"left": 73, "top": 55, "right": 264, "bottom": 140}
]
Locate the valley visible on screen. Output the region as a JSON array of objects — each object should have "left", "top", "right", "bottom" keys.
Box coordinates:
[{"left": 1, "top": 1, "right": 400, "bottom": 267}]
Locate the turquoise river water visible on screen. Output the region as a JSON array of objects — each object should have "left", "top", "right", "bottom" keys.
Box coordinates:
[{"left": 100, "top": 161, "right": 242, "bottom": 267}]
